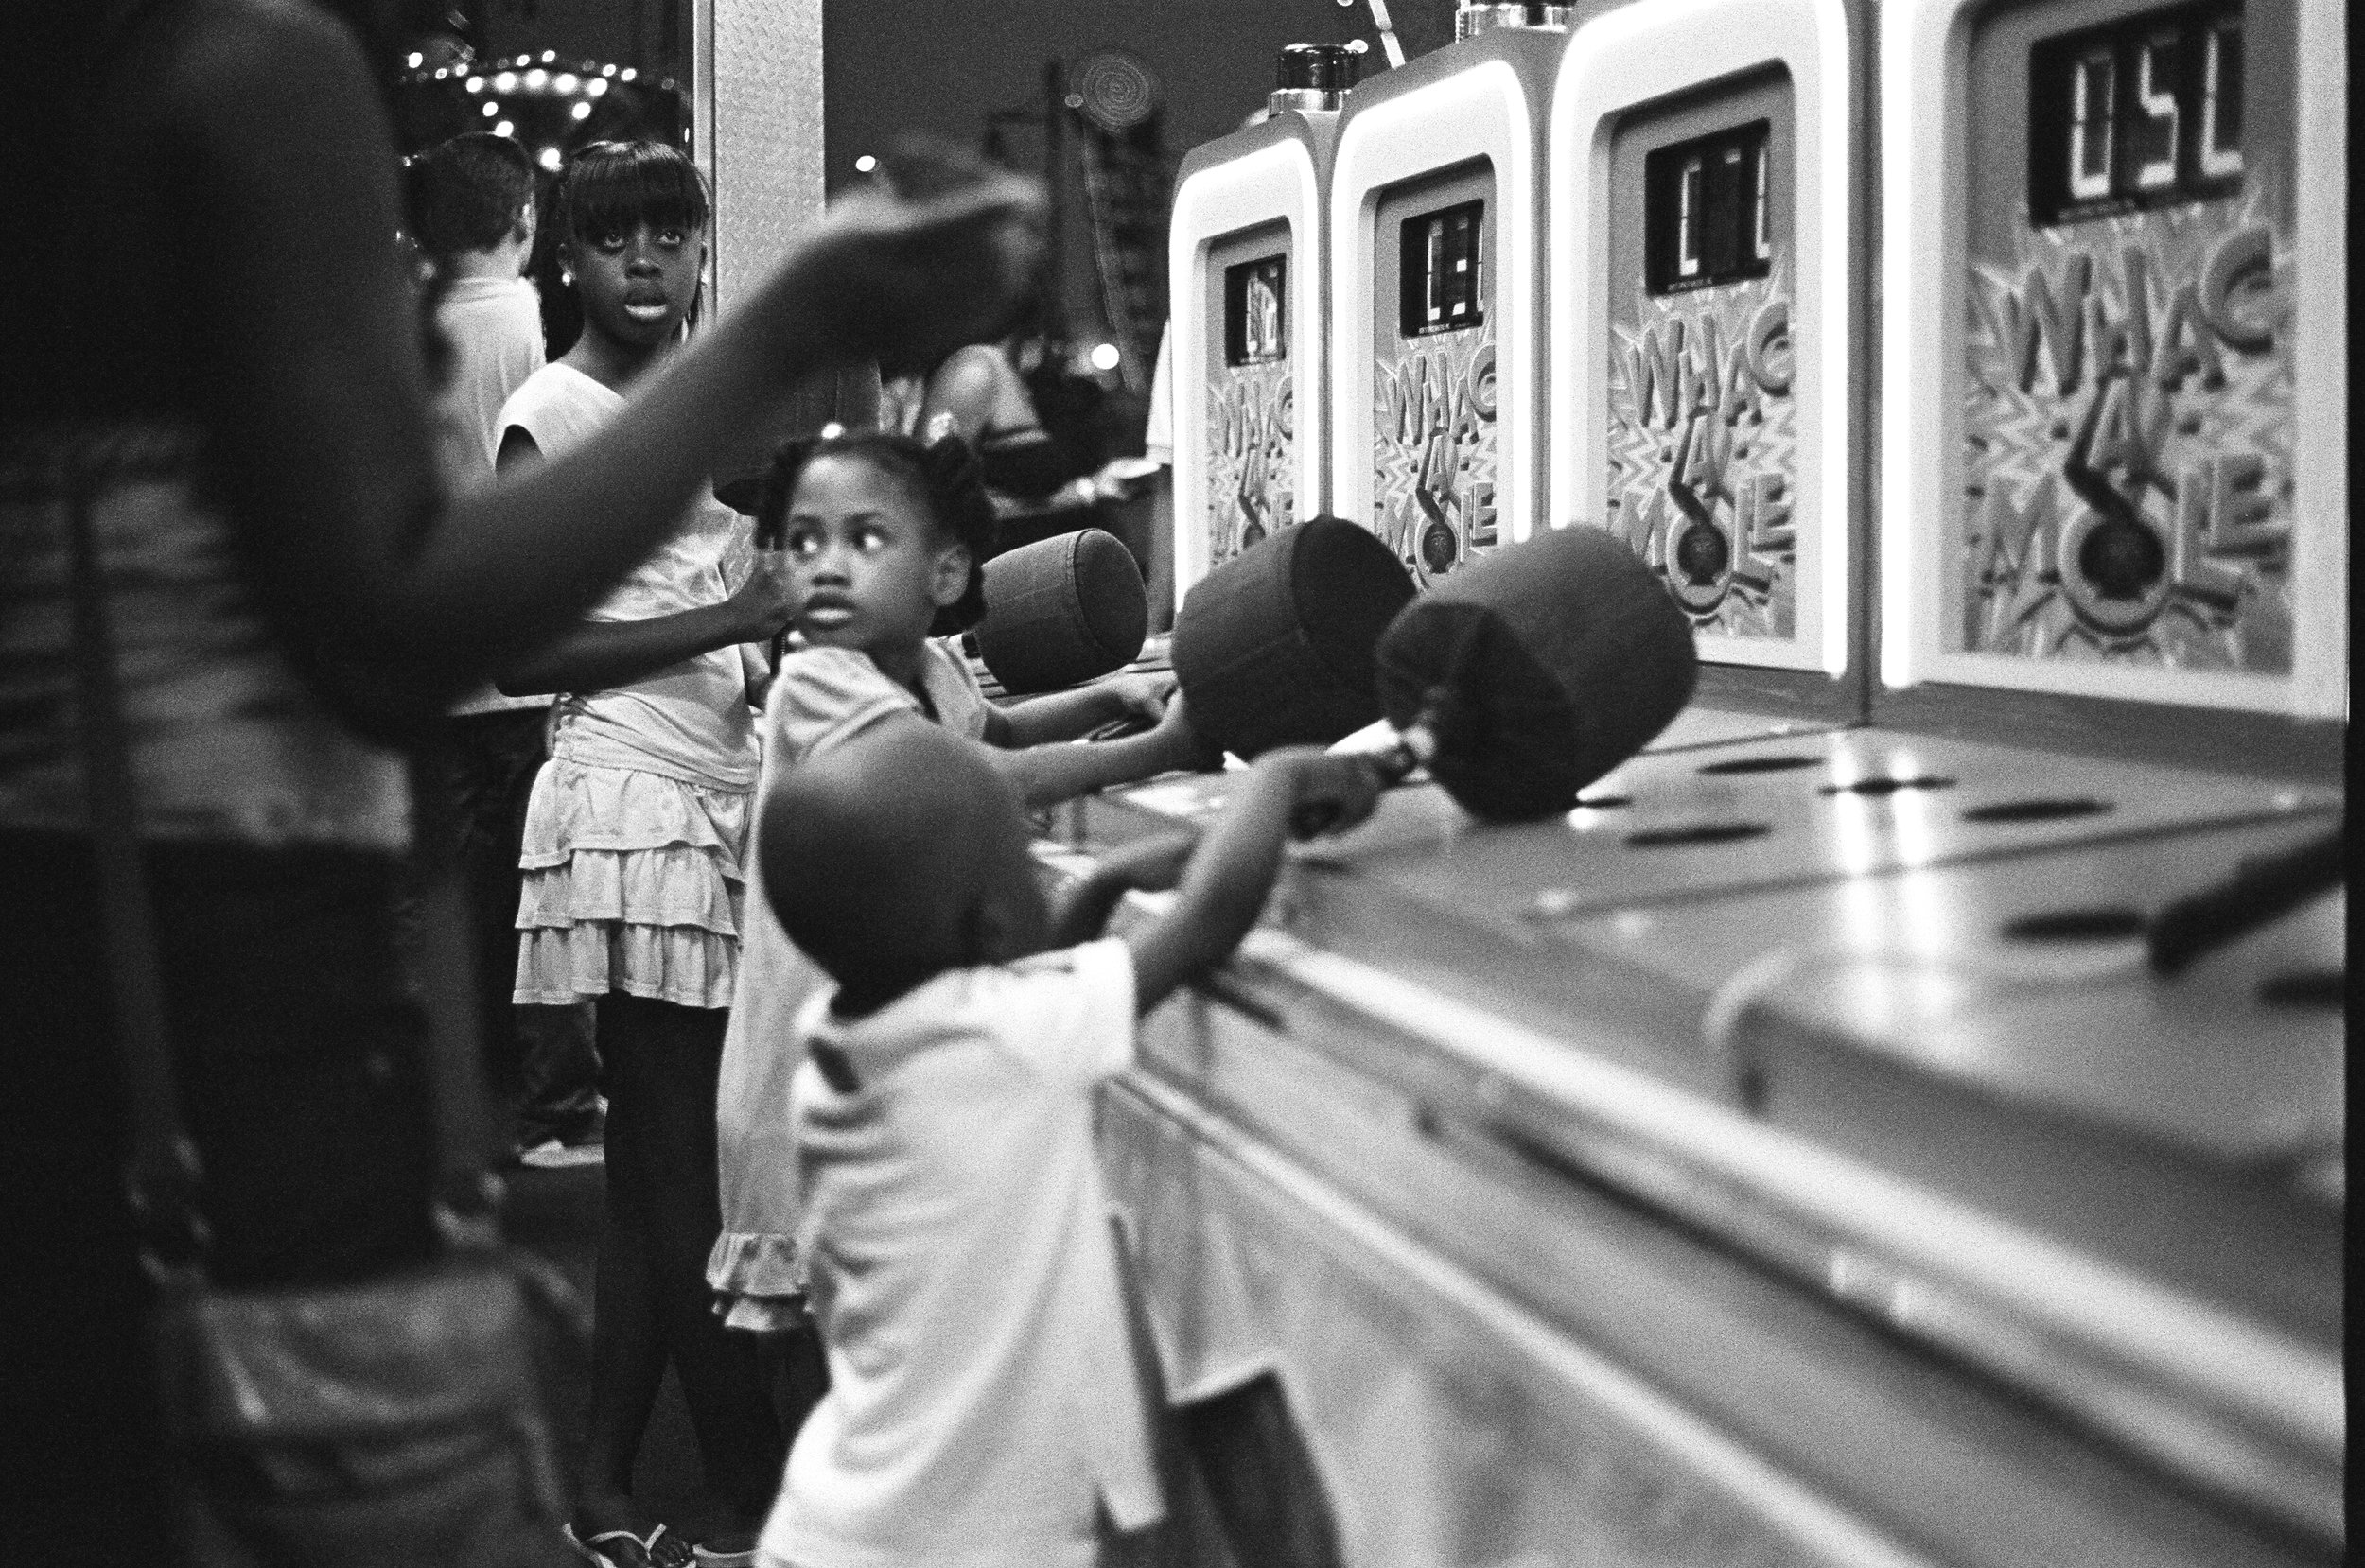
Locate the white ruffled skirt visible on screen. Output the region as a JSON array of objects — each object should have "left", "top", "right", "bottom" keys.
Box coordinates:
[{"left": 513, "top": 757, "right": 749, "bottom": 1011}]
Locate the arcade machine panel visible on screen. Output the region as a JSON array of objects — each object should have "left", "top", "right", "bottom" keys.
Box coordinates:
[
  {"left": 1169, "top": 47, "right": 1355, "bottom": 608},
  {"left": 1882, "top": 0, "right": 2345, "bottom": 765},
  {"left": 1608, "top": 84, "right": 1798, "bottom": 645},
  {"left": 1204, "top": 230, "right": 1300, "bottom": 561},
  {"left": 1331, "top": 18, "right": 1565, "bottom": 588},
  {"left": 1066, "top": 805, "right": 2342, "bottom": 1564},
  {"left": 1628, "top": 820, "right": 2347, "bottom": 1544},
  {"left": 1370, "top": 167, "right": 1501, "bottom": 586},
  {"left": 1053, "top": 718, "right": 2331, "bottom": 1093},
  {"left": 1552, "top": 0, "right": 1862, "bottom": 744}
]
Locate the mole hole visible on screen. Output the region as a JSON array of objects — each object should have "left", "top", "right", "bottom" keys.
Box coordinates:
[
  {"left": 1626, "top": 821, "right": 1771, "bottom": 849},
  {"left": 1573, "top": 793, "right": 1632, "bottom": 810},
  {"left": 1419, "top": 519, "right": 1458, "bottom": 575},
  {"left": 1963, "top": 796, "right": 2114, "bottom": 824},
  {"left": 2257, "top": 970, "right": 2344, "bottom": 1009},
  {"left": 2001, "top": 907, "right": 2146, "bottom": 942},
  {"left": 1820, "top": 775, "right": 1958, "bottom": 796},
  {"left": 1697, "top": 755, "right": 1819, "bottom": 776},
  {"left": 2078, "top": 515, "right": 2167, "bottom": 600},
  {"left": 1676, "top": 520, "right": 1729, "bottom": 585}
]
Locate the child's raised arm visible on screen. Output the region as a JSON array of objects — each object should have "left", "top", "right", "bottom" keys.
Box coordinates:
[
  {"left": 983, "top": 688, "right": 1218, "bottom": 810},
  {"left": 489, "top": 433, "right": 794, "bottom": 694},
  {"left": 1046, "top": 830, "right": 1199, "bottom": 950},
  {"left": 987, "top": 671, "right": 1173, "bottom": 748},
  {"left": 1121, "top": 749, "right": 1381, "bottom": 1015},
  {"left": 492, "top": 572, "right": 791, "bottom": 695}
]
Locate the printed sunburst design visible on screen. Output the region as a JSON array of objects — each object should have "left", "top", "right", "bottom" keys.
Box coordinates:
[
  {"left": 1603, "top": 259, "right": 1798, "bottom": 641},
  {"left": 1957, "top": 178, "right": 2294, "bottom": 672},
  {"left": 1370, "top": 324, "right": 1498, "bottom": 585},
  {"left": 1203, "top": 361, "right": 1296, "bottom": 566}
]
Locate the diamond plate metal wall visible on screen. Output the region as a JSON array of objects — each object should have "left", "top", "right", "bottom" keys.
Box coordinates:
[
  {"left": 693, "top": 0, "right": 872, "bottom": 465},
  {"left": 694, "top": 0, "right": 823, "bottom": 318}
]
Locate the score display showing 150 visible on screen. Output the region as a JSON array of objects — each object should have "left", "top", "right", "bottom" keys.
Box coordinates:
[{"left": 2029, "top": 1, "right": 2242, "bottom": 228}]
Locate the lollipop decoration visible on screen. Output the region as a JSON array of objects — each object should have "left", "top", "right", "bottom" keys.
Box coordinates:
[{"left": 1069, "top": 50, "right": 1163, "bottom": 133}]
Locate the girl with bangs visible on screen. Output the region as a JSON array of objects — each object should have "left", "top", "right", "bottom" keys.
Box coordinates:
[{"left": 495, "top": 140, "right": 789, "bottom": 1568}]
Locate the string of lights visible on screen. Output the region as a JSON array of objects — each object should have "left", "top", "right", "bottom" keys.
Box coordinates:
[{"left": 392, "top": 48, "right": 688, "bottom": 168}]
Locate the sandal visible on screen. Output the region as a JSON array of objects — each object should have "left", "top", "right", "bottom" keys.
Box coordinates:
[
  {"left": 691, "top": 1547, "right": 757, "bottom": 1568},
  {"left": 565, "top": 1523, "right": 698, "bottom": 1568}
]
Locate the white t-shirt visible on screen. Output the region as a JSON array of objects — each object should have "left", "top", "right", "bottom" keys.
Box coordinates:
[
  {"left": 1143, "top": 319, "right": 1173, "bottom": 466},
  {"left": 435, "top": 275, "right": 546, "bottom": 479},
  {"left": 436, "top": 275, "right": 552, "bottom": 718},
  {"left": 762, "top": 937, "right": 1162, "bottom": 1568},
  {"left": 497, "top": 363, "right": 760, "bottom": 791}
]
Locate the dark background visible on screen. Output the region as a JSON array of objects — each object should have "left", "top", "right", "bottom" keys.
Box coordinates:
[
  {"left": 460, "top": 0, "right": 1455, "bottom": 183},
  {"left": 401, "top": 2, "right": 1463, "bottom": 473}
]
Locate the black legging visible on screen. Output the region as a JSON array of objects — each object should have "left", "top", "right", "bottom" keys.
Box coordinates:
[{"left": 583, "top": 992, "right": 785, "bottom": 1522}]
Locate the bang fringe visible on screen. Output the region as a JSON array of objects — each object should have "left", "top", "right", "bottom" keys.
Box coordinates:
[{"left": 557, "top": 145, "right": 710, "bottom": 242}]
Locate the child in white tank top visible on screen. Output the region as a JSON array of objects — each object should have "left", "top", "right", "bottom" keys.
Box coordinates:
[{"left": 493, "top": 142, "right": 790, "bottom": 1568}]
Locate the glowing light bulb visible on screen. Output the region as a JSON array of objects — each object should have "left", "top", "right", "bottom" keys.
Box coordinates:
[
  {"left": 538, "top": 146, "right": 562, "bottom": 171},
  {"left": 853, "top": 154, "right": 877, "bottom": 173},
  {"left": 1089, "top": 342, "right": 1122, "bottom": 371},
  {"left": 482, "top": 101, "right": 499, "bottom": 117},
  {"left": 602, "top": 64, "right": 618, "bottom": 77},
  {"left": 542, "top": 50, "right": 556, "bottom": 62},
  {"left": 494, "top": 119, "right": 515, "bottom": 139},
  {"left": 465, "top": 77, "right": 483, "bottom": 92},
  {"left": 586, "top": 78, "right": 607, "bottom": 96},
  {"left": 571, "top": 101, "right": 592, "bottom": 120},
  {"left": 406, "top": 51, "right": 423, "bottom": 68},
  {"left": 493, "top": 72, "right": 517, "bottom": 92},
  {"left": 620, "top": 68, "right": 636, "bottom": 81},
  {"left": 524, "top": 68, "right": 548, "bottom": 88},
  {"left": 554, "top": 73, "right": 579, "bottom": 93}
]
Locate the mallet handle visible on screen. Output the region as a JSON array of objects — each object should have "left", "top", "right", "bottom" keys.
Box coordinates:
[{"left": 1290, "top": 725, "right": 1431, "bottom": 839}]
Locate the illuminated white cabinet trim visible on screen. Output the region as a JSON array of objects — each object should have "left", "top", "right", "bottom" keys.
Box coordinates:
[
  {"left": 1170, "top": 139, "right": 1329, "bottom": 602},
  {"left": 1550, "top": 0, "right": 1853, "bottom": 676},
  {"left": 1331, "top": 61, "right": 1540, "bottom": 546}
]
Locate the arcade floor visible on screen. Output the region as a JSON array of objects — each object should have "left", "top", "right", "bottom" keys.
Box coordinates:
[{"left": 504, "top": 1162, "right": 742, "bottom": 1545}]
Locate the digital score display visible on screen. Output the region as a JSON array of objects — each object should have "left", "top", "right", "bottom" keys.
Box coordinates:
[
  {"left": 1399, "top": 200, "right": 1487, "bottom": 339},
  {"left": 2028, "top": 2, "right": 2243, "bottom": 227},
  {"left": 1645, "top": 120, "right": 1773, "bottom": 294},
  {"left": 1224, "top": 255, "right": 1288, "bottom": 367}
]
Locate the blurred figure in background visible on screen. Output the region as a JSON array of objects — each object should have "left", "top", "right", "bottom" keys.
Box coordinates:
[
  {"left": 408, "top": 129, "right": 608, "bottom": 1169},
  {"left": 873, "top": 147, "right": 1162, "bottom": 565},
  {"left": 411, "top": 131, "right": 546, "bottom": 479}
]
